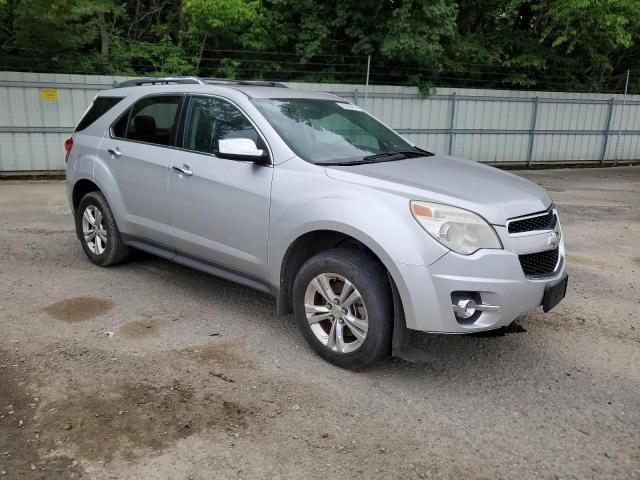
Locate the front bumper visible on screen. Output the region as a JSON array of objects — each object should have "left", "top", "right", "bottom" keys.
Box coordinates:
[{"left": 387, "top": 227, "right": 566, "bottom": 333}]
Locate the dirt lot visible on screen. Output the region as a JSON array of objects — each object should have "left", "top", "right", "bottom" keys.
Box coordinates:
[{"left": 0, "top": 167, "right": 639, "bottom": 479}]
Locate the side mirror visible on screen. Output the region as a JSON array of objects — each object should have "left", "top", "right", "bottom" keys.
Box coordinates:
[{"left": 216, "top": 138, "right": 269, "bottom": 164}]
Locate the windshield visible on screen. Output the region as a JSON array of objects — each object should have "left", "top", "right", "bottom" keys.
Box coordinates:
[{"left": 251, "top": 98, "right": 418, "bottom": 164}]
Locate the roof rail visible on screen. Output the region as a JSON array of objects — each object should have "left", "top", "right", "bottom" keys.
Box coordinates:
[
  {"left": 114, "top": 77, "right": 204, "bottom": 88},
  {"left": 200, "top": 78, "right": 288, "bottom": 88},
  {"left": 112, "top": 76, "right": 288, "bottom": 89}
]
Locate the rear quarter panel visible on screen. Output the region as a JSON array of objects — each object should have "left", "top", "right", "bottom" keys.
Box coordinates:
[
  {"left": 65, "top": 130, "right": 104, "bottom": 211},
  {"left": 68, "top": 91, "right": 141, "bottom": 234}
]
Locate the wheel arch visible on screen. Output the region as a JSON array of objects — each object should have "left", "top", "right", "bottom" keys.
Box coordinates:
[
  {"left": 71, "top": 178, "right": 101, "bottom": 213},
  {"left": 71, "top": 172, "right": 128, "bottom": 239},
  {"left": 276, "top": 228, "right": 402, "bottom": 317}
]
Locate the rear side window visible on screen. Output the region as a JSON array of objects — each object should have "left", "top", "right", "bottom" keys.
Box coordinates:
[
  {"left": 75, "top": 96, "right": 123, "bottom": 132},
  {"left": 111, "top": 111, "right": 129, "bottom": 138},
  {"left": 111, "top": 95, "right": 183, "bottom": 146}
]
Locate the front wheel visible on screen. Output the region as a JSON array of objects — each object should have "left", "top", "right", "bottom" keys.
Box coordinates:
[{"left": 292, "top": 248, "right": 393, "bottom": 369}]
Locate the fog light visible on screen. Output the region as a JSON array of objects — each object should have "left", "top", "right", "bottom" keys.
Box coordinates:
[
  {"left": 451, "top": 292, "right": 501, "bottom": 324},
  {"left": 453, "top": 299, "right": 479, "bottom": 319}
]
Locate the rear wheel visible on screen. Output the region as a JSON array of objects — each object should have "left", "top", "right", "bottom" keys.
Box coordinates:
[
  {"left": 292, "top": 248, "right": 393, "bottom": 369},
  {"left": 75, "top": 191, "right": 130, "bottom": 266}
]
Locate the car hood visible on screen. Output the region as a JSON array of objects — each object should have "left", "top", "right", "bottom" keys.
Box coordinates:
[{"left": 324, "top": 154, "right": 551, "bottom": 225}]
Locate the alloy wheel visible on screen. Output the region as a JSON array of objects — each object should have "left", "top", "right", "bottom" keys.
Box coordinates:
[
  {"left": 81, "top": 205, "right": 107, "bottom": 255},
  {"left": 303, "top": 273, "right": 369, "bottom": 354}
]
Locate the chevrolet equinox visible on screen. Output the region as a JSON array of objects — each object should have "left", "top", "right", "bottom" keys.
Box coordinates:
[{"left": 65, "top": 77, "right": 568, "bottom": 369}]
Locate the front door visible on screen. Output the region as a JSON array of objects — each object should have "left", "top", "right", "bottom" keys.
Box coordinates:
[{"left": 168, "top": 95, "right": 273, "bottom": 280}]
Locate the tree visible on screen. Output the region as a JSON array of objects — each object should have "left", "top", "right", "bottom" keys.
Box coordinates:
[
  {"left": 182, "top": 0, "right": 266, "bottom": 76},
  {"left": 446, "top": 0, "right": 640, "bottom": 91},
  {"left": 0, "top": 0, "right": 637, "bottom": 92},
  {"left": 535, "top": 0, "right": 640, "bottom": 87}
]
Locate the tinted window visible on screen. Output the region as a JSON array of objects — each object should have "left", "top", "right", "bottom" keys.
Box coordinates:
[
  {"left": 111, "top": 109, "right": 129, "bottom": 138},
  {"left": 112, "top": 95, "right": 183, "bottom": 146},
  {"left": 184, "top": 96, "right": 260, "bottom": 155},
  {"left": 75, "top": 96, "right": 123, "bottom": 132}
]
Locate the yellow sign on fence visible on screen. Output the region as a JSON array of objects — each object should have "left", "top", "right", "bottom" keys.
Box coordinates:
[{"left": 40, "top": 88, "right": 59, "bottom": 102}]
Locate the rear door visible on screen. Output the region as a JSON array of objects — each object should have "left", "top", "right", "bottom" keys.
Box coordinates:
[
  {"left": 99, "top": 94, "right": 184, "bottom": 247},
  {"left": 168, "top": 95, "right": 273, "bottom": 279}
]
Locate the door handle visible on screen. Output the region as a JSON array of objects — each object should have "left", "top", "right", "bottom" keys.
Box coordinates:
[
  {"left": 172, "top": 164, "right": 193, "bottom": 177},
  {"left": 107, "top": 148, "right": 121, "bottom": 157}
]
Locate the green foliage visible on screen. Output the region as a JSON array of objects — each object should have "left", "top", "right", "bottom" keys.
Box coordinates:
[
  {"left": 381, "top": 0, "right": 457, "bottom": 64},
  {"left": 110, "top": 33, "right": 197, "bottom": 77},
  {"left": 0, "top": 0, "right": 637, "bottom": 92},
  {"left": 533, "top": 0, "right": 640, "bottom": 86},
  {"left": 183, "top": 0, "right": 262, "bottom": 50},
  {"left": 539, "top": 0, "right": 639, "bottom": 52}
]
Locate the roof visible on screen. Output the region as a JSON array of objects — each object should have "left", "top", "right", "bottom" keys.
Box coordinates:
[
  {"left": 109, "top": 76, "right": 343, "bottom": 101},
  {"left": 231, "top": 86, "right": 341, "bottom": 100}
]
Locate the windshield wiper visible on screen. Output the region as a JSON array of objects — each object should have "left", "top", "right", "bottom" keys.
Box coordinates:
[
  {"left": 361, "top": 147, "right": 433, "bottom": 163},
  {"left": 412, "top": 146, "right": 434, "bottom": 156},
  {"left": 317, "top": 147, "right": 434, "bottom": 166}
]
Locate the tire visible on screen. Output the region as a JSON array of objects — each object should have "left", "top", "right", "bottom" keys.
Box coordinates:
[
  {"left": 292, "top": 248, "right": 393, "bottom": 369},
  {"left": 75, "top": 191, "right": 130, "bottom": 267}
]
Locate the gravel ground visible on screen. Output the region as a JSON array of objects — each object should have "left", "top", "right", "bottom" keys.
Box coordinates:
[{"left": 0, "top": 166, "right": 639, "bottom": 480}]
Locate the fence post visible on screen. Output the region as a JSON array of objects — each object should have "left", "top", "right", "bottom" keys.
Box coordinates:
[
  {"left": 353, "top": 88, "right": 359, "bottom": 106},
  {"left": 600, "top": 97, "right": 615, "bottom": 165},
  {"left": 527, "top": 96, "right": 539, "bottom": 166},
  {"left": 448, "top": 93, "right": 457, "bottom": 155},
  {"left": 364, "top": 55, "right": 371, "bottom": 103},
  {"left": 613, "top": 69, "right": 630, "bottom": 166}
]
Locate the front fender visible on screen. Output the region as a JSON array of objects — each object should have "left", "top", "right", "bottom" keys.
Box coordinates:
[{"left": 267, "top": 159, "right": 448, "bottom": 289}]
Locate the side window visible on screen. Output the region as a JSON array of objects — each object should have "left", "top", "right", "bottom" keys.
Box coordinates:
[
  {"left": 75, "top": 96, "right": 123, "bottom": 132},
  {"left": 184, "top": 96, "right": 261, "bottom": 155},
  {"left": 111, "top": 109, "right": 129, "bottom": 138},
  {"left": 112, "top": 95, "right": 183, "bottom": 146}
]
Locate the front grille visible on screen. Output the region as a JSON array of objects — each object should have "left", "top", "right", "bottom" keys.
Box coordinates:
[
  {"left": 508, "top": 210, "right": 556, "bottom": 234},
  {"left": 519, "top": 248, "right": 559, "bottom": 277}
]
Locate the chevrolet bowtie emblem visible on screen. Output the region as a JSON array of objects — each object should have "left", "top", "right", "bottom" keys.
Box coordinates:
[{"left": 547, "top": 231, "right": 560, "bottom": 248}]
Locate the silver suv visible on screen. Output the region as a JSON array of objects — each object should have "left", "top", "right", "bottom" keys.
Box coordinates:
[{"left": 65, "top": 77, "right": 568, "bottom": 369}]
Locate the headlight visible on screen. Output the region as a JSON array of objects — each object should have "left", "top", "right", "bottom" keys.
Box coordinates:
[{"left": 410, "top": 201, "right": 502, "bottom": 255}]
